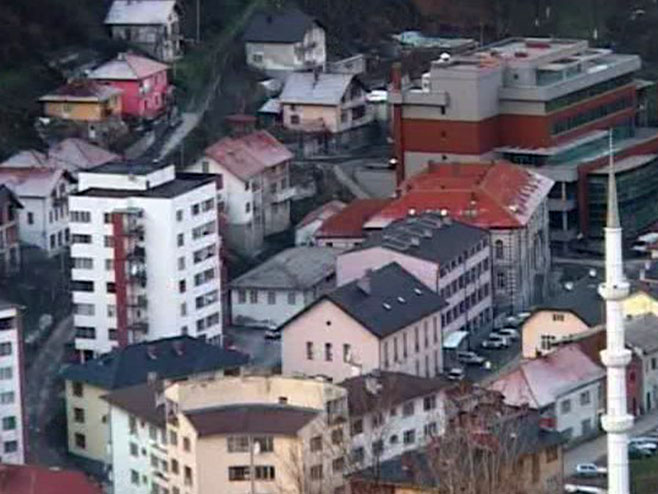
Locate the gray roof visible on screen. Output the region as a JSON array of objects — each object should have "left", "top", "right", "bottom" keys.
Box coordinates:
[
  {"left": 279, "top": 72, "right": 356, "bottom": 106},
  {"left": 243, "top": 8, "right": 318, "bottom": 43},
  {"left": 326, "top": 263, "right": 447, "bottom": 338},
  {"left": 626, "top": 314, "right": 658, "bottom": 354},
  {"left": 76, "top": 173, "right": 215, "bottom": 200},
  {"left": 353, "top": 212, "right": 488, "bottom": 265},
  {"left": 535, "top": 273, "right": 604, "bottom": 327},
  {"left": 105, "top": 0, "right": 177, "bottom": 25},
  {"left": 230, "top": 247, "right": 340, "bottom": 290},
  {"left": 61, "top": 336, "right": 248, "bottom": 390}
]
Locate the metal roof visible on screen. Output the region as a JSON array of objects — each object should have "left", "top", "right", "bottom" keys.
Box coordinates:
[
  {"left": 89, "top": 53, "right": 168, "bottom": 80},
  {"left": 626, "top": 313, "right": 658, "bottom": 354},
  {"left": 105, "top": 0, "right": 177, "bottom": 25},
  {"left": 243, "top": 8, "right": 318, "bottom": 43},
  {"left": 279, "top": 72, "right": 356, "bottom": 106}
]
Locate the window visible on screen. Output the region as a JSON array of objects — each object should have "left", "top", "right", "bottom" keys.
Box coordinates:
[
  {"left": 191, "top": 204, "right": 200, "bottom": 216},
  {"left": 71, "top": 280, "right": 94, "bottom": 293},
  {"left": 552, "top": 313, "right": 565, "bottom": 322},
  {"left": 176, "top": 209, "right": 183, "bottom": 222},
  {"left": 107, "top": 305, "right": 116, "bottom": 318},
  {"left": 343, "top": 344, "right": 351, "bottom": 362},
  {"left": 255, "top": 466, "right": 275, "bottom": 480},
  {"left": 561, "top": 399, "right": 572, "bottom": 414},
  {"left": 72, "top": 382, "right": 83, "bottom": 397},
  {"left": 131, "top": 469, "right": 140, "bottom": 485},
  {"left": 332, "top": 456, "right": 345, "bottom": 473},
  {"left": 287, "top": 291, "right": 296, "bottom": 304},
  {"left": 27, "top": 212, "right": 33, "bottom": 224},
  {"left": 494, "top": 240, "right": 504, "bottom": 259},
  {"left": 306, "top": 342, "right": 314, "bottom": 360},
  {"left": 403, "top": 401, "right": 414, "bottom": 416},
  {"left": 180, "top": 303, "right": 187, "bottom": 316},
  {"left": 130, "top": 442, "right": 138, "bottom": 457},
  {"left": 171, "top": 458, "right": 179, "bottom": 474},
  {"left": 496, "top": 271, "right": 506, "bottom": 289},
  {"left": 49, "top": 234, "right": 56, "bottom": 249},
  {"left": 0, "top": 343, "right": 11, "bottom": 356},
  {"left": 183, "top": 436, "right": 191, "bottom": 452},
  {"left": 75, "top": 327, "right": 95, "bottom": 339},
  {"left": 310, "top": 435, "right": 322, "bottom": 452},
  {"left": 403, "top": 429, "right": 416, "bottom": 445},
  {"left": 424, "top": 422, "right": 437, "bottom": 437},
  {"left": 106, "top": 282, "right": 116, "bottom": 294},
  {"left": 2, "top": 416, "right": 15, "bottom": 431},
  {"left": 580, "top": 390, "right": 591, "bottom": 405},
  {"left": 290, "top": 115, "right": 300, "bottom": 125},
  {"left": 178, "top": 256, "right": 185, "bottom": 270},
  {"left": 0, "top": 367, "right": 12, "bottom": 380},
  {"left": 194, "top": 268, "right": 216, "bottom": 287},
  {"left": 105, "top": 259, "right": 114, "bottom": 271},
  {"left": 70, "top": 211, "right": 91, "bottom": 223},
  {"left": 331, "top": 428, "right": 343, "bottom": 445},
  {"left": 72, "top": 257, "right": 93, "bottom": 269},
  {"left": 372, "top": 439, "right": 384, "bottom": 456},
  {"left": 177, "top": 233, "right": 184, "bottom": 247},
  {"left": 73, "top": 407, "right": 85, "bottom": 423},
  {"left": 195, "top": 289, "right": 219, "bottom": 309},
  {"left": 179, "top": 280, "right": 186, "bottom": 293},
  {"left": 227, "top": 436, "right": 250, "bottom": 453},
  {"left": 325, "top": 343, "right": 333, "bottom": 361},
  {"left": 2, "top": 441, "right": 16, "bottom": 454},
  {"left": 75, "top": 433, "right": 86, "bottom": 449},
  {"left": 104, "top": 235, "right": 114, "bottom": 248},
  {"left": 238, "top": 289, "right": 246, "bottom": 304},
  {"left": 351, "top": 419, "right": 363, "bottom": 435},
  {"left": 267, "top": 291, "right": 276, "bottom": 305},
  {"left": 192, "top": 221, "right": 216, "bottom": 240},
  {"left": 202, "top": 198, "right": 214, "bottom": 212},
  {"left": 169, "top": 430, "right": 178, "bottom": 446},
  {"left": 310, "top": 464, "right": 323, "bottom": 480},
  {"left": 184, "top": 466, "right": 192, "bottom": 486},
  {"left": 228, "top": 466, "right": 250, "bottom": 481},
  {"left": 423, "top": 395, "right": 436, "bottom": 411},
  {"left": 72, "top": 234, "right": 92, "bottom": 244},
  {"left": 540, "top": 334, "right": 557, "bottom": 351},
  {"left": 582, "top": 418, "right": 592, "bottom": 436}
]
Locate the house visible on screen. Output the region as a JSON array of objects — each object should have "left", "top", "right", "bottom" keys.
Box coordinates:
[
  {"left": 160, "top": 375, "right": 349, "bottom": 494},
  {"left": 88, "top": 53, "right": 171, "bottom": 120},
  {"left": 295, "top": 199, "right": 346, "bottom": 246},
  {"left": 282, "top": 262, "right": 447, "bottom": 383},
  {"left": 279, "top": 72, "right": 373, "bottom": 153},
  {"left": 230, "top": 246, "right": 340, "bottom": 329},
  {"left": 38, "top": 80, "right": 126, "bottom": 146},
  {"left": 625, "top": 314, "right": 658, "bottom": 414},
  {"left": 0, "top": 302, "right": 27, "bottom": 465},
  {"left": 341, "top": 372, "right": 453, "bottom": 468},
  {"left": 243, "top": 7, "right": 326, "bottom": 75},
  {"left": 60, "top": 336, "right": 248, "bottom": 475},
  {"left": 490, "top": 345, "right": 605, "bottom": 443},
  {"left": 0, "top": 463, "right": 101, "bottom": 494},
  {"left": 0, "top": 187, "right": 22, "bottom": 275},
  {"left": 104, "top": 0, "right": 181, "bottom": 62},
  {"left": 0, "top": 168, "right": 75, "bottom": 256},
  {"left": 337, "top": 212, "right": 493, "bottom": 340},
  {"left": 314, "top": 198, "right": 391, "bottom": 248},
  {"left": 367, "top": 161, "right": 554, "bottom": 314},
  {"left": 187, "top": 129, "right": 293, "bottom": 255}
]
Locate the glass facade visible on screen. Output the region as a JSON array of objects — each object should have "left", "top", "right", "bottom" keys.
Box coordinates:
[
  {"left": 544, "top": 74, "right": 634, "bottom": 112},
  {"left": 551, "top": 97, "right": 634, "bottom": 135}
]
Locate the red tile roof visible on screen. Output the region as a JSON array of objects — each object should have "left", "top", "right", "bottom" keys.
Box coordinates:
[
  {"left": 297, "top": 199, "right": 346, "bottom": 229},
  {"left": 204, "top": 130, "right": 292, "bottom": 182},
  {"left": 0, "top": 464, "right": 102, "bottom": 494},
  {"left": 316, "top": 198, "right": 392, "bottom": 239},
  {"left": 367, "top": 161, "right": 554, "bottom": 230}
]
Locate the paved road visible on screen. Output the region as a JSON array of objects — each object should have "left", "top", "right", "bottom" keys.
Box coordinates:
[
  {"left": 564, "top": 408, "right": 658, "bottom": 475},
  {"left": 157, "top": 112, "right": 202, "bottom": 159},
  {"left": 26, "top": 314, "right": 73, "bottom": 465}
]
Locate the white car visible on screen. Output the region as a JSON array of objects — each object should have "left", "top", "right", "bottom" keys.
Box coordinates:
[
  {"left": 629, "top": 438, "right": 657, "bottom": 453},
  {"left": 481, "top": 338, "right": 506, "bottom": 349},
  {"left": 446, "top": 367, "right": 465, "bottom": 381},
  {"left": 496, "top": 328, "right": 520, "bottom": 341},
  {"left": 575, "top": 463, "right": 607, "bottom": 477},
  {"left": 488, "top": 332, "right": 511, "bottom": 347},
  {"left": 457, "top": 351, "right": 485, "bottom": 365},
  {"left": 564, "top": 484, "right": 607, "bottom": 493}
]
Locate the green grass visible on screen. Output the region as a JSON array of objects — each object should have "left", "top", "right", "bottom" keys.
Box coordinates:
[{"left": 630, "top": 455, "right": 658, "bottom": 493}]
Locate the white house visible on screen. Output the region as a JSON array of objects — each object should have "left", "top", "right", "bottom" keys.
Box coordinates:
[
  {"left": 489, "top": 344, "right": 605, "bottom": 443},
  {"left": 0, "top": 167, "right": 74, "bottom": 256},
  {"left": 187, "top": 130, "right": 293, "bottom": 256},
  {"left": 281, "top": 262, "right": 447, "bottom": 383},
  {"left": 243, "top": 8, "right": 326, "bottom": 75},
  {"left": 341, "top": 372, "right": 452, "bottom": 468},
  {"left": 0, "top": 301, "right": 26, "bottom": 464},
  {"left": 230, "top": 246, "right": 340, "bottom": 329},
  {"left": 69, "top": 160, "right": 223, "bottom": 361}
]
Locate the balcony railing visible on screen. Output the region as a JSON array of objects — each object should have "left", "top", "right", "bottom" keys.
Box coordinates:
[{"left": 271, "top": 188, "right": 296, "bottom": 203}]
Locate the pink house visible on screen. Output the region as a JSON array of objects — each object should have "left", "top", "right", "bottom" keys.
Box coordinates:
[{"left": 88, "top": 53, "right": 170, "bottom": 119}]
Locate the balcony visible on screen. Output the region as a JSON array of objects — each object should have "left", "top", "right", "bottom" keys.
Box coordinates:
[
  {"left": 127, "top": 269, "right": 147, "bottom": 287},
  {"left": 125, "top": 222, "right": 145, "bottom": 238},
  {"left": 127, "top": 296, "right": 148, "bottom": 309},
  {"left": 271, "top": 188, "right": 296, "bottom": 203},
  {"left": 128, "top": 321, "right": 149, "bottom": 333}
]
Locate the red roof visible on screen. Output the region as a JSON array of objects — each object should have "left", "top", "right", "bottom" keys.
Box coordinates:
[
  {"left": 89, "top": 53, "right": 168, "bottom": 81},
  {"left": 204, "top": 130, "right": 292, "bottom": 182},
  {"left": 316, "top": 198, "right": 392, "bottom": 239},
  {"left": 367, "top": 161, "right": 554, "bottom": 230},
  {"left": 0, "top": 464, "right": 102, "bottom": 494},
  {"left": 297, "top": 199, "right": 346, "bottom": 229},
  {"left": 40, "top": 80, "right": 122, "bottom": 102}
]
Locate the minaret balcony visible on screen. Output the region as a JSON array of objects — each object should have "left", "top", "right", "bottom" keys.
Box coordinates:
[
  {"left": 598, "top": 281, "right": 630, "bottom": 301},
  {"left": 600, "top": 349, "right": 632, "bottom": 367},
  {"left": 601, "top": 413, "right": 634, "bottom": 433}
]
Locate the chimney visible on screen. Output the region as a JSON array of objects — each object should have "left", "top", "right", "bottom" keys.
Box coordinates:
[{"left": 357, "top": 269, "right": 373, "bottom": 295}]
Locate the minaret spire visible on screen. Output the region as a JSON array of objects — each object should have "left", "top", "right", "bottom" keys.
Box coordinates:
[{"left": 599, "top": 129, "right": 633, "bottom": 494}]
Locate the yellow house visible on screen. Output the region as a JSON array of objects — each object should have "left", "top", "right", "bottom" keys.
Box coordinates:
[
  {"left": 623, "top": 286, "right": 658, "bottom": 318},
  {"left": 61, "top": 337, "right": 248, "bottom": 472},
  {"left": 39, "top": 80, "right": 122, "bottom": 122}
]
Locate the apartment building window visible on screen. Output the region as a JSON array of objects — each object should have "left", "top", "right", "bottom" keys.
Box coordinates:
[
  {"left": 150, "top": 454, "right": 158, "bottom": 468},
  {"left": 129, "top": 416, "right": 137, "bottom": 434},
  {"left": 403, "top": 429, "right": 415, "bottom": 445},
  {"left": 414, "top": 326, "right": 419, "bottom": 352},
  {"left": 580, "top": 390, "right": 591, "bottom": 405},
  {"left": 267, "top": 291, "right": 276, "bottom": 305},
  {"left": 176, "top": 209, "right": 183, "bottom": 222},
  {"left": 109, "top": 329, "right": 118, "bottom": 341},
  {"left": 402, "top": 401, "right": 414, "bottom": 417},
  {"left": 75, "top": 327, "right": 95, "bottom": 339},
  {"left": 424, "top": 422, "right": 438, "bottom": 437},
  {"left": 0, "top": 367, "right": 12, "bottom": 380},
  {"left": 540, "top": 334, "right": 556, "bottom": 351},
  {"left": 202, "top": 198, "right": 214, "bottom": 212},
  {"left": 179, "top": 280, "right": 186, "bottom": 293},
  {"left": 74, "top": 433, "right": 86, "bottom": 449},
  {"left": 333, "top": 457, "right": 345, "bottom": 473},
  {"left": 343, "top": 344, "right": 351, "bottom": 362},
  {"left": 255, "top": 466, "right": 275, "bottom": 480},
  {"left": 191, "top": 204, "right": 200, "bottom": 216},
  {"left": 130, "top": 442, "right": 138, "bottom": 456},
  {"left": 4, "top": 441, "right": 17, "bottom": 453},
  {"left": 177, "top": 233, "right": 184, "bottom": 247},
  {"left": 2, "top": 417, "right": 15, "bottom": 431},
  {"left": 194, "top": 268, "right": 216, "bottom": 287},
  {"left": 106, "top": 282, "right": 116, "bottom": 294},
  {"left": 180, "top": 303, "right": 187, "bottom": 316},
  {"left": 107, "top": 305, "right": 116, "bottom": 318},
  {"left": 494, "top": 240, "right": 504, "bottom": 259},
  {"left": 325, "top": 343, "right": 333, "bottom": 361},
  {"left": 331, "top": 428, "right": 343, "bottom": 445},
  {"left": 72, "top": 257, "right": 93, "bottom": 269},
  {"left": 27, "top": 212, "right": 33, "bottom": 224},
  {"left": 105, "top": 259, "right": 114, "bottom": 271},
  {"left": 0, "top": 343, "right": 11, "bottom": 356},
  {"left": 192, "top": 221, "right": 215, "bottom": 240},
  {"left": 423, "top": 395, "right": 436, "bottom": 411},
  {"left": 183, "top": 436, "right": 191, "bottom": 452},
  {"left": 310, "top": 435, "right": 322, "bottom": 452},
  {"left": 184, "top": 466, "right": 192, "bottom": 486},
  {"left": 72, "top": 407, "right": 85, "bottom": 423},
  {"left": 582, "top": 418, "right": 593, "bottom": 436},
  {"left": 238, "top": 290, "right": 246, "bottom": 303},
  {"left": 306, "top": 342, "right": 314, "bottom": 360},
  {"left": 70, "top": 211, "right": 91, "bottom": 223},
  {"left": 561, "top": 399, "right": 572, "bottom": 414},
  {"left": 71, "top": 280, "right": 94, "bottom": 293},
  {"left": 254, "top": 436, "right": 273, "bottom": 452},
  {"left": 290, "top": 115, "right": 300, "bottom": 125},
  {"left": 171, "top": 458, "right": 179, "bottom": 474},
  {"left": 310, "top": 465, "right": 323, "bottom": 480},
  {"left": 228, "top": 466, "right": 250, "bottom": 481},
  {"left": 351, "top": 419, "right": 363, "bottom": 435},
  {"left": 131, "top": 470, "right": 140, "bottom": 485},
  {"left": 394, "top": 336, "right": 399, "bottom": 362},
  {"left": 50, "top": 234, "right": 56, "bottom": 249},
  {"left": 496, "top": 272, "right": 506, "bottom": 289},
  {"left": 169, "top": 430, "right": 178, "bottom": 446},
  {"left": 196, "top": 289, "right": 219, "bottom": 309},
  {"left": 193, "top": 244, "right": 215, "bottom": 263},
  {"left": 287, "top": 291, "right": 296, "bottom": 304},
  {"left": 104, "top": 235, "right": 114, "bottom": 248},
  {"left": 178, "top": 256, "right": 185, "bottom": 270},
  {"left": 552, "top": 313, "right": 565, "bottom": 322},
  {"left": 72, "top": 382, "right": 83, "bottom": 397}
]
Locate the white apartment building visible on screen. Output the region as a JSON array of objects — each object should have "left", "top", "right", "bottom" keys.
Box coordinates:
[
  {"left": 341, "top": 372, "right": 452, "bottom": 468},
  {"left": 0, "top": 167, "right": 74, "bottom": 256},
  {"left": 69, "top": 161, "right": 222, "bottom": 360},
  {"left": 337, "top": 212, "right": 493, "bottom": 340},
  {"left": 0, "top": 301, "right": 26, "bottom": 464},
  {"left": 187, "top": 130, "right": 293, "bottom": 256}
]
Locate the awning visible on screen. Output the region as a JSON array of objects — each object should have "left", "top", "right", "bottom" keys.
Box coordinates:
[{"left": 443, "top": 330, "right": 468, "bottom": 349}]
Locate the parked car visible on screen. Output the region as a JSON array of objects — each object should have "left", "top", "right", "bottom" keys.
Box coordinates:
[
  {"left": 264, "top": 329, "right": 281, "bottom": 340},
  {"left": 446, "top": 367, "right": 465, "bottom": 381},
  {"left": 488, "top": 332, "right": 511, "bottom": 347},
  {"left": 496, "top": 328, "right": 520, "bottom": 341},
  {"left": 564, "top": 484, "right": 607, "bottom": 493},
  {"left": 629, "top": 439, "right": 657, "bottom": 454},
  {"left": 575, "top": 463, "right": 606, "bottom": 477},
  {"left": 629, "top": 444, "right": 654, "bottom": 459},
  {"left": 630, "top": 436, "right": 658, "bottom": 446},
  {"left": 481, "top": 338, "right": 506, "bottom": 349},
  {"left": 504, "top": 315, "right": 521, "bottom": 328},
  {"left": 457, "top": 351, "right": 486, "bottom": 365}
]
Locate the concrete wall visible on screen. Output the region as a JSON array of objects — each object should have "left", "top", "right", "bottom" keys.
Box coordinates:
[
  {"left": 230, "top": 287, "right": 313, "bottom": 329},
  {"left": 245, "top": 24, "right": 325, "bottom": 73}
]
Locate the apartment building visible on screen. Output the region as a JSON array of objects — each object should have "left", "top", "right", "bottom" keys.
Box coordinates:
[
  {"left": 337, "top": 212, "right": 493, "bottom": 340},
  {"left": 187, "top": 129, "right": 293, "bottom": 256},
  {"left": 391, "top": 37, "right": 658, "bottom": 244},
  {"left": 61, "top": 336, "right": 247, "bottom": 474},
  {"left": 341, "top": 372, "right": 453, "bottom": 468},
  {"left": 0, "top": 186, "right": 21, "bottom": 276},
  {"left": 0, "top": 167, "right": 74, "bottom": 257},
  {"left": 0, "top": 302, "right": 27, "bottom": 464},
  {"left": 69, "top": 161, "right": 223, "bottom": 360},
  {"left": 282, "top": 262, "right": 447, "bottom": 383},
  {"left": 366, "top": 161, "right": 553, "bottom": 314}
]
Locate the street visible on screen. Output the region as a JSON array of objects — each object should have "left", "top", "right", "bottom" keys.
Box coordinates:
[{"left": 25, "top": 314, "right": 73, "bottom": 466}]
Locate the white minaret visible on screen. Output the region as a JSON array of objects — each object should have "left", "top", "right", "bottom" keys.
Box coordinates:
[{"left": 598, "top": 131, "right": 633, "bottom": 494}]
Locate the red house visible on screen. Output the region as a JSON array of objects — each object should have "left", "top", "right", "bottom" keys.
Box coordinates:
[{"left": 88, "top": 52, "right": 170, "bottom": 120}]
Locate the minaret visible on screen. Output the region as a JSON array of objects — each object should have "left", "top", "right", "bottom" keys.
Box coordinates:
[{"left": 598, "top": 131, "right": 633, "bottom": 494}]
